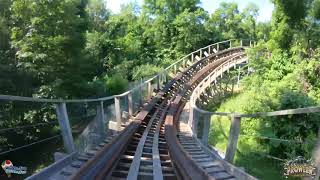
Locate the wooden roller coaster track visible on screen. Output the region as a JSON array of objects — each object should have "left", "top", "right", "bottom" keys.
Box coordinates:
[
  {"left": 35, "top": 47, "right": 255, "bottom": 180},
  {"left": 3, "top": 40, "right": 320, "bottom": 180}
]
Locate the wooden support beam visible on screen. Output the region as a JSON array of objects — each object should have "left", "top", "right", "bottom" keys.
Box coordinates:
[
  {"left": 201, "top": 114, "right": 211, "bottom": 145},
  {"left": 188, "top": 106, "right": 194, "bottom": 127},
  {"left": 114, "top": 96, "right": 122, "bottom": 131},
  {"left": 227, "top": 63, "right": 230, "bottom": 73},
  {"left": 55, "top": 103, "right": 75, "bottom": 154},
  {"left": 139, "top": 79, "right": 143, "bottom": 106},
  {"left": 204, "top": 51, "right": 209, "bottom": 57},
  {"left": 192, "top": 108, "right": 199, "bottom": 137},
  {"left": 96, "top": 101, "right": 106, "bottom": 137},
  {"left": 303, "top": 128, "right": 320, "bottom": 180},
  {"left": 157, "top": 75, "right": 161, "bottom": 90},
  {"left": 225, "top": 115, "right": 241, "bottom": 163},
  {"left": 313, "top": 129, "right": 320, "bottom": 180},
  {"left": 147, "top": 81, "right": 152, "bottom": 100},
  {"left": 187, "top": 60, "right": 193, "bottom": 66},
  {"left": 128, "top": 92, "right": 133, "bottom": 116},
  {"left": 164, "top": 71, "right": 167, "bottom": 83},
  {"left": 182, "top": 59, "right": 186, "bottom": 69},
  {"left": 237, "top": 66, "right": 241, "bottom": 87}
]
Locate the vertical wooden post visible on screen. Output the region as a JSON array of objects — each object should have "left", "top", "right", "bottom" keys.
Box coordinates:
[
  {"left": 192, "top": 108, "right": 198, "bottom": 137},
  {"left": 240, "top": 40, "right": 243, "bottom": 47},
  {"left": 188, "top": 106, "right": 194, "bottom": 127},
  {"left": 230, "top": 40, "right": 232, "bottom": 48},
  {"left": 237, "top": 66, "right": 241, "bottom": 88},
  {"left": 315, "top": 129, "right": 320, "bottom": 179},
  {"left": 147, "top": 81, "right": 152, "bottom": 100},
  {"left": 114, "top": 96, "right": 122, "bottom": 131},
  {"left": 182, "top": 59, "right": 186, "bottom": 69},
  {"left": 208, "top": 46, "right": 211, "bottom": 54},
  {"left": 96, "top": 101, "right": 106, "bottom": 137},
  {"left": 174, "top": 64, "right": 177, "bottom": 75},
  {"left": 200, "top": 49, "right": 202, "bottom": 59},
  {"left": 303, "top": 129, "right": 320, "bottom": 180},
  {"left": 139, "top": 79, "right": 143, "bottom": 106},
  {"left": 55, "top": 103, "right": 75, "bottom": 153},
  {"left": 227, "top": 62, "right": 230, "bottom": 73},
  {"left": 157, "top": 75, "right": 161, "bottom": 90},
  {"left": 313, "top": 129, "right": 320, "bottom": 179},
  {"left": 249, "top": 41, "right": 252, "bottom": 47},
  {"left": 191, "top": 53, "right": 194, "bottom": 62},
  {"left": 217, "top": 43, "right": 219, "bottom": 51},
  {"left": 128, "top": 92, "right": 133, "bottom": 116},
  {"left": 202, "top": 114, "right": 211, "bottom": 145},
  {"left": 163, "top": 70, "right": 167, "bottom": 83},
  {"left": 225, "top": 115, "right": 241, "bottom": 163}
]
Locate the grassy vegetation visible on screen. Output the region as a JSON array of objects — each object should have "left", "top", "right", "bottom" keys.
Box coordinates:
[
  {"left": 208, "top": 115, "right": 300, "bottom": 180},
  {"left": 207, "top": 93, "right": 311, "bottom": 180}
]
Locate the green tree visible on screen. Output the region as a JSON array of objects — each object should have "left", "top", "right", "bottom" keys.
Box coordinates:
[
  {"left": 86, "top": 0, "right": 110, "bottom": 31},
  {"left": 241, "top": 3, "right": 259, "bottom": 40},
  {"left": 11, "top": 0, "right": 97, "bottom": 98},
  {"left": 143, "top": 0, "right": 201, "bottom": 18},
  {"left": 172, "top": 8, "right": 209, "bottom": 53},
  {"left": 209, "top": 2, "right": 242, "bottom": 39},
  {"left": 0, "top": 0, "right": 33, "bottom": 96},
  {"left": 311, "top": 0, "right": 320, "bottom": 19},
  {"left": 269, "top": 0, "right": 311, "bottom": 50},
  {"left": 256, "top": 22, "right": 271, "bottom": 41}
]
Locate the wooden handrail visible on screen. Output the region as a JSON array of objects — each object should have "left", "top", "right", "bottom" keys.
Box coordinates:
[{"left": 192, "top": 105, "right": 320, "bottom": 118}]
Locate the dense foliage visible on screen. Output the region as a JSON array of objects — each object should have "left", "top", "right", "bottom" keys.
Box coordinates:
[{"left": 0, "top": 0, "right": 263, "bottom": 98}]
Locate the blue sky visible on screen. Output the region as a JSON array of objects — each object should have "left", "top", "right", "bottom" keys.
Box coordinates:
[{"left": 105, "top": 0, "right": 274, "bottom": 22}]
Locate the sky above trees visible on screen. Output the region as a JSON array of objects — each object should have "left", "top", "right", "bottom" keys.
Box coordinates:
[{"left": 105, "top": 0, "right": 274, "bottom": 22}]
